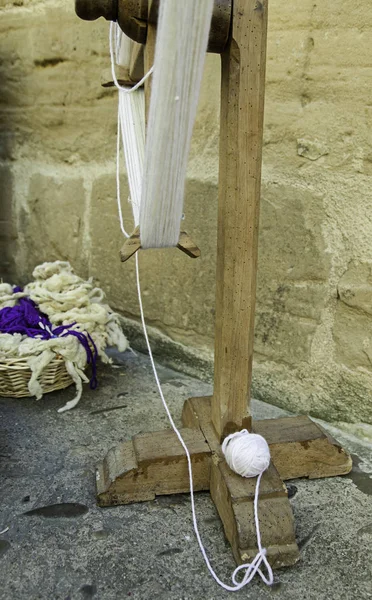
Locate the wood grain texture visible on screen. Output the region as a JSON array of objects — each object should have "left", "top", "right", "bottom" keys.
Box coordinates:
[
  {"left": 185, "top": 397, "right": 352, "bottom": 480},
  {"left": 177, "top": 231, "right": 201, "bottom": 258},
  {"left": 183, "top": 396, "right": 299, "bottom": 567},
  {"left": 210, "top": 461, "right": 299, "bottom": 568},
  {"left": 254, "top": 416, "right": 353, "bottom": 479},
  {"left": 120, "top": 227, "right": 200, "bottom": 262},
  {"left": 212, "top": 0, "right": 268, "bottom": 439},
  {"left": 129, "top": 41, "right": 144, "bottom": 81},
  {"left": 144, "top": 21, "right": 156, "bottom": 121},
  {"left": 96, "top": 427, "right": 211, "bottom": 507},
  {"left": 120, "top": 226, "right": 141, "bottom": 262}
]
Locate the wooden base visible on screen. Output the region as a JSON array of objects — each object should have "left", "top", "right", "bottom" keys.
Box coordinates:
[
  {"left": 184, "top": 397, "right": 353, "bottom": 481},
  {"left": 96, "top": 427, "right": 210, "bottom": 506},
  {"left": 95, "top": 396, "right": 352, "bottom": 568}
]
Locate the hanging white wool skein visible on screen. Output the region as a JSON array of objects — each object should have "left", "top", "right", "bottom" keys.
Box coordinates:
[
  {"left": 222, "top": 429, "right": 271, "bottom": 478},
  {"left": 140, "top": 0, "right": 214, "bottom": 248}
]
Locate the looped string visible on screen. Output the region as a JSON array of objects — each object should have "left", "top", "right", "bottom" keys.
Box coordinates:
[
  {"left": 231, "top": 471, "right": 274, "bottom": 587},
  {"left": 109, "top": 22, "right": 154, "bottom": 94}
]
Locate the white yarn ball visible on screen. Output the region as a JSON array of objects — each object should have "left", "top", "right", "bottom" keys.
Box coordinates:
[{"left": 221, "top": 429, "right": 271, "bottom": 478}]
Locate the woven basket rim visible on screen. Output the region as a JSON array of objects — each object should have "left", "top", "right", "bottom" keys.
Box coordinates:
[
  {"left": 0, "top": 354, "right": 65, "bottom": 365},
  {"left": 0, "top": 354, "right": 73, "bottom": 397},
  {"left": 0, "top": 355, "right": 66, "bottom": 373}
]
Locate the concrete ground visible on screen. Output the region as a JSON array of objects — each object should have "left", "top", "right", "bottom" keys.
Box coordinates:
[{"left": 0, "top": 349, "right": 371, "bottom": 600}]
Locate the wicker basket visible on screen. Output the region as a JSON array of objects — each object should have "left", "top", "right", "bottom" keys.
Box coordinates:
[{"left": 0, "top": 355, "right": 73, "bottom": 398}]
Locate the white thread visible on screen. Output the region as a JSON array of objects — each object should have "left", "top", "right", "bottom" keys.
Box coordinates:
[
  {"left": 222, "top": 430, "right": 271, "bottom": 478},
  {"left": 139, "top": 0, "right": 214, "bottom": 248},
  {"left": 110, "top": 19, "right": 274, "bottom": 591},
  {"left": 109, "top": 23, "right": 152, "bottom": 232},
  {"left": 109, "top": 27, "right": 154, "bottom": 93},
  {"left": 118, "top": 90, "right": 145, "bottom": 227},
  {"left": 134, "top": 254, "right": 274, "bottom": 590}
]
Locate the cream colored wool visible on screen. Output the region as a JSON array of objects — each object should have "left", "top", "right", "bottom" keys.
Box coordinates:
[
  {"left": 0, "top": 284, "right": 25, "bottom": 309},
  {"left": 0, "top": 261, "right": 129, "bottom": 411},
  {"left": 32, "top": 260, "right": 73, "bottom": 280},
  {"left": 0, "top": 283, "right": 13, "bottom": 296},
  {"left": 139, "top": 0, "right": 214, "bottom": 248},
  {"left": 0, "top": 333, "right": 24, "bottom": 357},
  {"left": 19, "top": 336, "right": 88, "bottom": 411},
  {"left": 24, "top": 261, "right": 128, "bottom": 361}
]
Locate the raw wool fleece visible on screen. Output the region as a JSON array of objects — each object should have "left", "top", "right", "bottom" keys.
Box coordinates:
[{"left": 0, "top": 261, "right": 129, "bottom": 412}]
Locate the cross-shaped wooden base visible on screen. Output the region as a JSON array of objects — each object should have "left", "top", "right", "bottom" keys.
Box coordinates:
[{"left": 96, "top": 396, "right": 352, "bottom": 568}]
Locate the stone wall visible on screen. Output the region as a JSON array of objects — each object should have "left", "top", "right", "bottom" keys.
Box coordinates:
[{"left": 1, "top": 0, "right": 372, "bottom": 424}]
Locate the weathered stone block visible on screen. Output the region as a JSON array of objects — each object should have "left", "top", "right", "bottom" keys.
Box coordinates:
[
  {"left": 0, "top": 5, "right": 116, "bottom": 163},
  {"left": 297, "top": 138, "right": 329, "bottom": 161},
  {"left": 337, "top": 261, "right": 372, "bottom": 317},
  {"left": 0, "top": 165, "right": 17, "bottom": 279},
  {"left": 333, "top": 304, "right": 372, "bottom": 371},
  {"left": 89, "top": 174, "right": 218, "bottom": 345},
  {"left": 24, "top": 173, "right": 86, "bottom": 275},
  {"left": 334, "top": 262, "right": 372, "bottom": 371},
  {"left": 258, "top": 183, "right": 330, "bottom": 283},
  {"left": 0, "top": 165, "right": 13, "bottom": 223}
]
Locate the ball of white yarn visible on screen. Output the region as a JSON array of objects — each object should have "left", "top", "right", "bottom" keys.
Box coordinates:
[{"left": 221, "top": 429, "right": 271, "bottom": 478}]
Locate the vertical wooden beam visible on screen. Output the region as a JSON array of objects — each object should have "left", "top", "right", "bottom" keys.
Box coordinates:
[
  {"left": 129, "top": 42, "right": 145, "bottom": 82},
  {"left": 212, "top": 0, "right": 268, "bottom": 439},
  {"left": 143, "top": 22, "right": 156, "bottom": 119}
]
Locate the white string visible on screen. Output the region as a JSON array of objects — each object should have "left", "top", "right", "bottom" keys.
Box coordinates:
[
  {"left": 109, "top": 25, "right": 154, "bottom": 93},
  {"left": 110, "top": 23, "right": 152, "bottom": 232},
  {"left": 118, "top": 91, "right": 145, "bottom": 226},
  {"left": 109, "top": 19, "right": 274, "bottom": 592},
  {"left": 116, "top": 109, "right": 129, "bottom": 239}
]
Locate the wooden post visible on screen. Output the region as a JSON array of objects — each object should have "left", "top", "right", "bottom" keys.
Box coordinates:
[
  {"left": 212, "top": 0, "right": 268, "bottom": 440},
  {"left": 143, "top": 22, "right": 156, "bottom": 118}
]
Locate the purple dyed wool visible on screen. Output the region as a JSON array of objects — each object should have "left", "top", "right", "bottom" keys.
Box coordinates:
[{"left": 0, "top": 290, "right": 98, "bottom": 389}]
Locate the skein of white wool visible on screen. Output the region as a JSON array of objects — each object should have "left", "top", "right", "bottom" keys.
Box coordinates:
[{"left": 222, "top": 429, "right": 271, "bottom": 478}]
